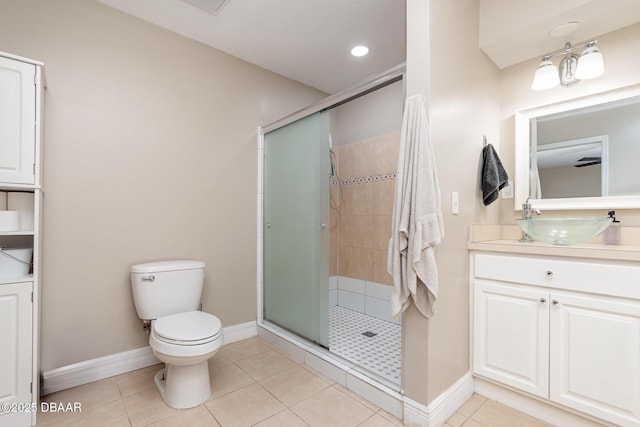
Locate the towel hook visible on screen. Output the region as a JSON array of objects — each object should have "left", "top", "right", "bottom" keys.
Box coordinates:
[{"left": 483, "top": 135, "right": 488, "bottom": 147}]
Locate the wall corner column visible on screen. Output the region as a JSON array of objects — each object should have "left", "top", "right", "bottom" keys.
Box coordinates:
[{"left": 402, "top": 0, "right": 432, "bottom": 408}]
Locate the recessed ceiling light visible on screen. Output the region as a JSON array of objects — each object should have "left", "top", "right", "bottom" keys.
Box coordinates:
[
  {"left": 549, "top": 21, "right": 580, "bottom": 38},
  {"left": 350, "top": 45, "right": 369, "bottom": 57},
  {"left": 182, "top": 0, "right": 230, "bottom": 15}
]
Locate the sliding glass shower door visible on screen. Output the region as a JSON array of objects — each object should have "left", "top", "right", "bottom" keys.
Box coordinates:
[{"left": 263, "top": 111, "right": 330, "bottom": 347}]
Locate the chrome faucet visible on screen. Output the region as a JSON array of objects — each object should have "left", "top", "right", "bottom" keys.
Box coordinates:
[
  {"left": 522, "top": 200, "right": 541, "bottom": 219},
  {"left": 519, "top": 198, "right": 541, "bottom": 242}
]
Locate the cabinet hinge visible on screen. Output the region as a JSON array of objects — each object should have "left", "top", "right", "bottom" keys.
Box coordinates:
[
  {"left": 33, "top": 163, "right": 36, "bottom": 174},
  {"left": 34, "top": 74, "right": 37, "bottom": 85},
  {"left": 31, "top": 292, "right": 34, "bottom": 303}
]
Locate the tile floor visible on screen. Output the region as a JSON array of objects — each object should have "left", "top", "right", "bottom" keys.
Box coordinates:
[
  {"left": 328, "top": 306, "right": 401, "bottom": 385},
  {"left": 443, "top": 394, "right": 555, "bottom": 427},
  {"left": 36, "top": 336, "right": 553, "bottom": 427}
]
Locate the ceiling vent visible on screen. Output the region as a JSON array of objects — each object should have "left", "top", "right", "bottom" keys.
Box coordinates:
[{"left": 182, "top": 0, "right": 230, "bottom": 15}]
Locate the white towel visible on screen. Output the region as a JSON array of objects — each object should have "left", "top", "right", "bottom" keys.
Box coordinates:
[{"left": 387, "top": 95, "right": 444, "bottom": 319}]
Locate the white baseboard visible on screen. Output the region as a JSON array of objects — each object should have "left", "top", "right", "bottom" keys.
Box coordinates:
[
  {"left": 404, "top": 372, "right": 474, "bottom": 427},
  {"left": 222, "top": 320, "right": 258, "bottom": 344},
  {"left": 41, "top": 346, "right": 160, "bottom": 396},
  {"left": 41, "top": 320, "right": 258, "bottom": 396}
]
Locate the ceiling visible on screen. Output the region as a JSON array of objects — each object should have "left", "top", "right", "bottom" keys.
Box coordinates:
[
  {"left": 96, "top": 0, "right": 406, "bottom": 94},
  {"left": 96, "top": 0, "right": 640, "bottom": 94},
  {"left": 480, "top": 0, "right": 640, "bottom": 69}
]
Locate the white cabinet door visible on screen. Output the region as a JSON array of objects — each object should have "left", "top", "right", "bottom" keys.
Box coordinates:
[
  {"left": 0, "top": 282, "right": 33, "bottom": 427},
  {"left": 473, "top": 281, "right": 550, "bottom": 398},
  {"left": 0, "top": 56, "right": 36, "bottom": 185},
  {"left": 550, "top": 291, "right": 640, "bottom": 427}
]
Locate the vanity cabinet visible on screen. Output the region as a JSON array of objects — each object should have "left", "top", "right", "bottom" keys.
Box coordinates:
[
  {"left": 0, "top": 51, "right": 44, "bottom": 427},
  {"left": 472, "top": 252, "right": 640, "bottom": 427},
  {"left": 473, "top": 281, "right": 549, "bottom": 398}
]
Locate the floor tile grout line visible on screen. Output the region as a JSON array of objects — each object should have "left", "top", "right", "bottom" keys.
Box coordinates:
[
  {"left": 201, "top": 400, "right": 223, "bottom": 427},
  {"left": 469, "top": 398, "right": 488, "bottom": 420},
  {"left": 257, "top": 365, "right": 335, "bottom": 410},
  {"left": 231, "top": 352, "right": 300, "bottom": 384},
  {"left": 248, "top": 408, "right": 310, "bottom": 427},
  {"left": 355, "top": 411, "right": 382, "bottom": 426}
]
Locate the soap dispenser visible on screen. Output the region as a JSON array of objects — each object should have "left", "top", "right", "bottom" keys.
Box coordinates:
[{"left": 603, "top": 210, "right": 620, "bottom": 245}]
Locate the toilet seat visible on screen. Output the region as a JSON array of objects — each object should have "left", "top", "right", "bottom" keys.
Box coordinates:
[{"left": 153, "top": 311, "right": 222, "bottom": 346}]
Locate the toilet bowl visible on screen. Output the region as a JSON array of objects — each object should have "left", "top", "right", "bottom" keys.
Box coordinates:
[
  {"left": 149, "top": 311, "right": 223, "bottom": 408},
  {"left": 130, "top": 260, "right": 224, "bottom": 409}
]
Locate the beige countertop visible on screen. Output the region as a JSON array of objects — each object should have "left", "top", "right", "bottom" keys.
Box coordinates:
[{"left": 469, "top": 224, "right": 640, "bottom": 262}]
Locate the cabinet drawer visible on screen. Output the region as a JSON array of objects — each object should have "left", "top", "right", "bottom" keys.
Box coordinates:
[{"left": 474, "top": 253, "right": 640, "bottom": 300}]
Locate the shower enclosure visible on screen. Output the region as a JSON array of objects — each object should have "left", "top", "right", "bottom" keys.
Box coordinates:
[
  {"left": 260, "top": 70, "right": 404, "bottom": 388},
  {"left": 263, "top": 111, "right": 331, "bottom": 347}
]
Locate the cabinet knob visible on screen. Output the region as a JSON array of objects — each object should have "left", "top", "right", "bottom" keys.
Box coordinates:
[
  {"left": 539, "top": 297, "right": 547, "bottom": 305},
  {"left": 552, "top": 299, "right": 559, "bottom": 307},
  {"left": 545, "top": 270, "right": 553, "bottom": 278}
]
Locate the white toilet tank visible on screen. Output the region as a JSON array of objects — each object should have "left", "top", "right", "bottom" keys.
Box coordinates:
[{"left": 131, "top": 260, "right": 206, "bottom": 320}]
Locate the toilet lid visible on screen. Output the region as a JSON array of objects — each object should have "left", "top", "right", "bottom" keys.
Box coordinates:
[{"left": 153, "top": 311, "right": 222, "bottom": 343}]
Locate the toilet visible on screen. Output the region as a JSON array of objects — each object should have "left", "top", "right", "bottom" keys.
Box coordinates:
[{"left": 130, "top": 260, "right": 223, "bottom": 409}]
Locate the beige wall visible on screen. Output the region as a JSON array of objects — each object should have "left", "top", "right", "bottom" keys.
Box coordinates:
[
  {"left": 498, "top": 22, "right": 640, "bottom": 225},
  {"left": 332, "top": 81, "right": 404, "bottom": 146},
  {"left": 404, "top": 0, "right": 502, "bottom": 405},
  {"left": 0, "top": 0, "right": 325, "bottom": 371}
]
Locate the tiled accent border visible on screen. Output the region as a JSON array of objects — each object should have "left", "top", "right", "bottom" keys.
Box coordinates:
[{"left": 333, "top": 172, "right": 397, "bottom": 186}]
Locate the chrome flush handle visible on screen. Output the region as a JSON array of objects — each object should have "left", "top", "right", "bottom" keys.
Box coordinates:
[{"left": 142, "top": 275, "right": 155, "bottom": 281}]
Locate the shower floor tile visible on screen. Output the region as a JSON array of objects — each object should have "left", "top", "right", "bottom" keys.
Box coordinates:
[{"left": 328, "top": 306, "right": 401, "bottom": 385}]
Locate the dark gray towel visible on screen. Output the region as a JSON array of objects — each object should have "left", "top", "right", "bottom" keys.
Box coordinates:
[{"left": 481, "top": 144, "right": 509, "bottom": 206}]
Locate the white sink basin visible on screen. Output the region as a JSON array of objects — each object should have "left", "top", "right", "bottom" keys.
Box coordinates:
[{"left": 516, "top": 217, "right": 613, "bottom": 246}]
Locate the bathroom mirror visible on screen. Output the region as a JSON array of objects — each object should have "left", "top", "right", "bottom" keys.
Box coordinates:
[{"left": 515, "top": 83, "right": 640, "bottom": 210}]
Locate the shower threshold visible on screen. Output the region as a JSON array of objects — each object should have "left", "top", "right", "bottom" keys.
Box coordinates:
[{"left": 257, "top": 321, "right": 404, "bottom": 419}]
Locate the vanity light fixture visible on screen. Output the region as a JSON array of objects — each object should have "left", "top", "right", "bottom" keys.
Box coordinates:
[{"left": 531, "top": 40, "right": 604, "bottom": 91}]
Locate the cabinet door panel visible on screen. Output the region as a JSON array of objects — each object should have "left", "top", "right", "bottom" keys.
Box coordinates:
[
  {"left": 0, "top": 282, "right": 32, "bottom": 427},
  {"left": 550, "top": 292, "right": 640, "bottom": 426},
  {"left": 0, "top": 56, "right": 36, "bottom": 185},
  {"left": 473, "top": 281, "right": 549, "bottom": 398}
]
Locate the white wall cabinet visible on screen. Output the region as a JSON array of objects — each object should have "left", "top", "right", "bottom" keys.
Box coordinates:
[
  {"left": 0, "top": 51, "right": 44, "bottom": 427},
  {"left": 472, "top": 252, "right": 640, "bottom": 427},
  {"left": 0, "top": 56, "right": 37, "bottom": 185}
]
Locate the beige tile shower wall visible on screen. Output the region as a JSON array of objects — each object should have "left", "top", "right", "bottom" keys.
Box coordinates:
[{"left": 331, "top": 131, "right": 400, "bottom": 286}]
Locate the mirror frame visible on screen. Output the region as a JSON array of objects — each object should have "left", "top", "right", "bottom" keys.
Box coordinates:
[{"left": 515, "top": 82, "right": 640, "bottom": 211}]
